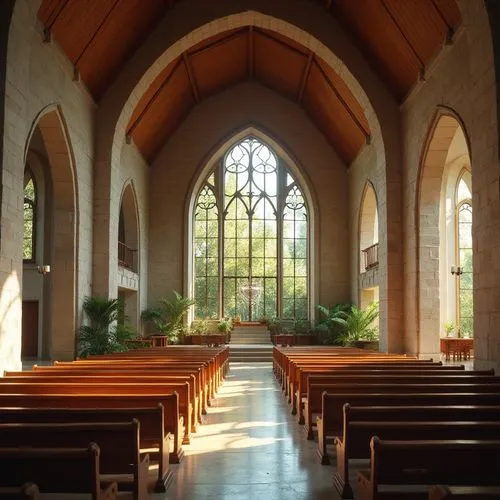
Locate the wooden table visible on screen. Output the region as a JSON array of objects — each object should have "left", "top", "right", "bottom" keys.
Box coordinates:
[{"left": 440, "top": 337, "right": 473, "bottom": 361}]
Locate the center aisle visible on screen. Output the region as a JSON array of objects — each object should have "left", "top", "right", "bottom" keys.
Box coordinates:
[{"left": 159, "top": 362, "right": 337, "bottom": 500}]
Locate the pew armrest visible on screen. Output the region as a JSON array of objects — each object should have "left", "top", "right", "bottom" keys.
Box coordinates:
[
  {"left": 100, "top": 480, "right": 118, "bottom": 500},
  {"left": 357, "top": 470, "right": 372, "bottom": 500}
]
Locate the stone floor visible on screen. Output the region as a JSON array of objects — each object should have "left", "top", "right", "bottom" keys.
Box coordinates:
[{"left": 156, "top": 362, "right": 340, "bottom": 500}]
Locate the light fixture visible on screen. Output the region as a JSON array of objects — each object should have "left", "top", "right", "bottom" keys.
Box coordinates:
[
  {"left": 451, "top": 265, "right": 463, "bottom": 276},
  {"left": 36, "top": 265, "right": 51, "bottom": 275}
]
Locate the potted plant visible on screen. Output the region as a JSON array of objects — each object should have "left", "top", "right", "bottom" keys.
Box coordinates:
[
  {"left": 331, "top": 301, "right": 380, "bottom": 349},
  {"left": 78, "top": 296, "right": 137, "bottom": 357},
  {"left": 444, "top": 321, "right": 455, "bottom": 337},
  {"left": 233, "top": 314, "right": 241, "bottom": 326},
  {"left": 315, "top": 302, "right": 352, "bottom": 345},
  {"left": 141, "top": 290, "right": 195, "bottom": 345},
  {"left": 217, "top": 318, "right": 232, "bottom": 343}
]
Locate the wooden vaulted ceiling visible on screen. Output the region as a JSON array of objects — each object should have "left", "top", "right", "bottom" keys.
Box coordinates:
[
  {"left": 38, "top": 0, "right": 462, "bottom": 164},
  {"left": 126, "top": 27, "right": 371, "bottom": 164}
]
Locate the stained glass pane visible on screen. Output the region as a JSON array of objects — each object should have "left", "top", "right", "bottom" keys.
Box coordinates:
[{"left": 24, "top": 173, "right": 36, "bottom": 261}]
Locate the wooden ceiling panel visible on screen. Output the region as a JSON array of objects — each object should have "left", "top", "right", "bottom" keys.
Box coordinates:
[
  {"left": 433, "top": 0, "right": 462, "bottom": 27},
  {"left": 38, "top": 0, "right": 64, "bottom": 27},
  {"left": 258, "top": 28, "right": 309, "bottom": 56},
  {"left": 130, "top": 61, "right": 195, "bottom": 163},
  {"left": 39, "top": 0, "right": 115, "bottom": 63},
  {"left": 315, "top": 56, "right": 370, "bottom": 138},
  {"left": 77, "top": 0, "right": 168, "bottom": 100},
  {"left": 253, "top": 30, "right": 307, "bottom": 101},
  {"left": 127, "top": 57, "right": 181, "bottom": 137},
  {"left": 189, "top": 31, "right": 249, "bottom": 99},
  {"left": 329, "top": 0, "right": 420, "bottom": 100},
  {"left": 303, "top": 62, "right": 366, "bottom": 165},
  {"left": 384, "top": 0, "right": 451, "bottom": 64}
]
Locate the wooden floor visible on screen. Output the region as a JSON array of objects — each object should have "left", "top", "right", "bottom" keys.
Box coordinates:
[{"left": 156, "top": 362, "right": 339, "bottom": 500}]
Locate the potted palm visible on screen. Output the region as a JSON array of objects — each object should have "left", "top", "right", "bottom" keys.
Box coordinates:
[
  {"left": 77, "top": 296, "right": 136, "bottom": 357},
  {"left": 332, "top": 301, "right": 380, "bottom": 349},
  {"left": 141, "top": 290, "right": 195, "bottom": 345}
]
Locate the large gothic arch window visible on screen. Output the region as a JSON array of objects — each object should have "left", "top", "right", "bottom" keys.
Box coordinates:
[{"left": 193, "top": 137, "right": 309, "bottom": 321}]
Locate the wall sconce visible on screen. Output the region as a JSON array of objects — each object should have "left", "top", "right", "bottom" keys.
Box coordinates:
[
  {"left": 451, "top": 265, "right": 463, "bottom": 276},
  {"left": 36, "top": 265, "right": 51, "bottom": 275}
]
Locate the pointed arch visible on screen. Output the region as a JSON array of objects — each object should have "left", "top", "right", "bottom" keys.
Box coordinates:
[
  {"left": 119, "top": 180, "right": 140, "bottom": 273},
  {"left": 358, "top": 181, "right": 379, "bottom": 274},
  {"left": 24, "top": 104, "right": 78, "bottom": 361},
  {"left": 186, "top": 127, "right": 316, "bottom": 323},
  {"left": 417, "top": 107, "right": 472, "bottom": 357}
]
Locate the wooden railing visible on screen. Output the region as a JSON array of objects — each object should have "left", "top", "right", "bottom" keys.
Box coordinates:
[
  {"left": 118, "top": 241, "right": 137, "bottom": 271},
  {"left": 362, "top": 242, "right": 379, "bottom": 271}
]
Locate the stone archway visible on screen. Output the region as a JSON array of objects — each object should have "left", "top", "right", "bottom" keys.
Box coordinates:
[
  {"left": 26, "top": 106, "right": 78, "bottom": 360},
  {"left": 417, "top": 109, "right": 471, "bottom": 359}
]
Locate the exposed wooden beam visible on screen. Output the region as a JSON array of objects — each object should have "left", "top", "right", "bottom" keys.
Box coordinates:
[
  {"left": 189, "top": 29, "right": 247, "bottom": 59},
  {"left": 380, "top": 0, "right": 425, "bottom": 71},
  {"left": 126, "top": 58, "right": 182, "bottom": 138},
  {"left": 253, "top": 28, "right": 308, "bottom": 58},
  {"left": 315, "top": 61, "right": 371, "bottom": 141},
  {"left": 43, "top": 0, "right": 71, "bottom": 43},
  {"left": 248, "top": 26, "right": 254, "bottom": 79},
  {"left": 182, "top": 52, "right": 200, "bottom": 103},
  {"left": 74, "top": 0, "right": 122, "bottom": 66},
  {"left": 298, "top": 52, "right": 313, "bottom": 104},
  {"left": 46, "top": 0, "right": 71, "bottom": 31},
  {"left": 429, "top": 0, "right": 455, "bottom": 44}
]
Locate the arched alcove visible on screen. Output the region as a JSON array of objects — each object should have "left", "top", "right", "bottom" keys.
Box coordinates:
[
  {"left": 417, "top": 109, "right": 472, "bottom": 358},
  {"left": 359, "top": 182, "right": 379, "bottom": 274},
  {"left": 118, "top": 181, "right": 140, "bottom": 329},
  {"left": 23, "top": 105, "right": 78, "bottom": 361}
]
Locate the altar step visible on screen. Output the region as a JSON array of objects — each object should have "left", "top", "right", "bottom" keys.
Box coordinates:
[
  {"left": 229, "top": 345, "right": 274, "bottom": 363},
  {"left": 230, "top": 326, "right": 271, "bottom": 345}
]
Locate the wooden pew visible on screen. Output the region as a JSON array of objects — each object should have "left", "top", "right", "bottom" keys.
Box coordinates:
[
  {"left": 333, "top": 419, "right": 500, "bottom": 499},
  {"left": 429, "top": 485, "right": 500, "bottom": 499},
  {"left": 27, "top": 363, "right": 209, "bottom": 416},
  {"left": 305, "top": 383, "right": 500, "bottom": 438},
  {"left": 320, "top": 402, "right": 500, "bottom": 464},
  {"left": 0, "top": 444, "right": 118, "bottom": 500},
  {"left": 318, "top": 392, "right": 500, "bottom": 449},
  {"left": 0, "top": 392, "right": 183, "bottom": 463},
  {"left": 0, "top": 380, "right": 192, "bottom": 445},
  {"left": 294, "top": 370, "right": 496, "bottom": 423},
  {"left": 357, "top": 438, "right": 500, "bottom": 500},
  {"left": 0, "top": 420, "right": 148, "bottom": 500},
  {"left": 0, "top": 404, "right": 172, "bottom": 492},
  {"left": 53, "top": 357, "right": 216, "bottom": 404},
  {"left": 0, "top": 483, "right": 39, "bottom": 500},
  {"left": 1, "top": 372, "right": 202, "bottom": 430},
  {"left": 284, "top": 360, "right": 447, "bottom": 401}
]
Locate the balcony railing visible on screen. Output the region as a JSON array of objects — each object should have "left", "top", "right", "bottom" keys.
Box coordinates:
[
  {"left": 362, "top": 242, "right": 379, "bottom": 271},
  {"left": 118, "top": 241, "right": 137, "bottom": 272}
]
